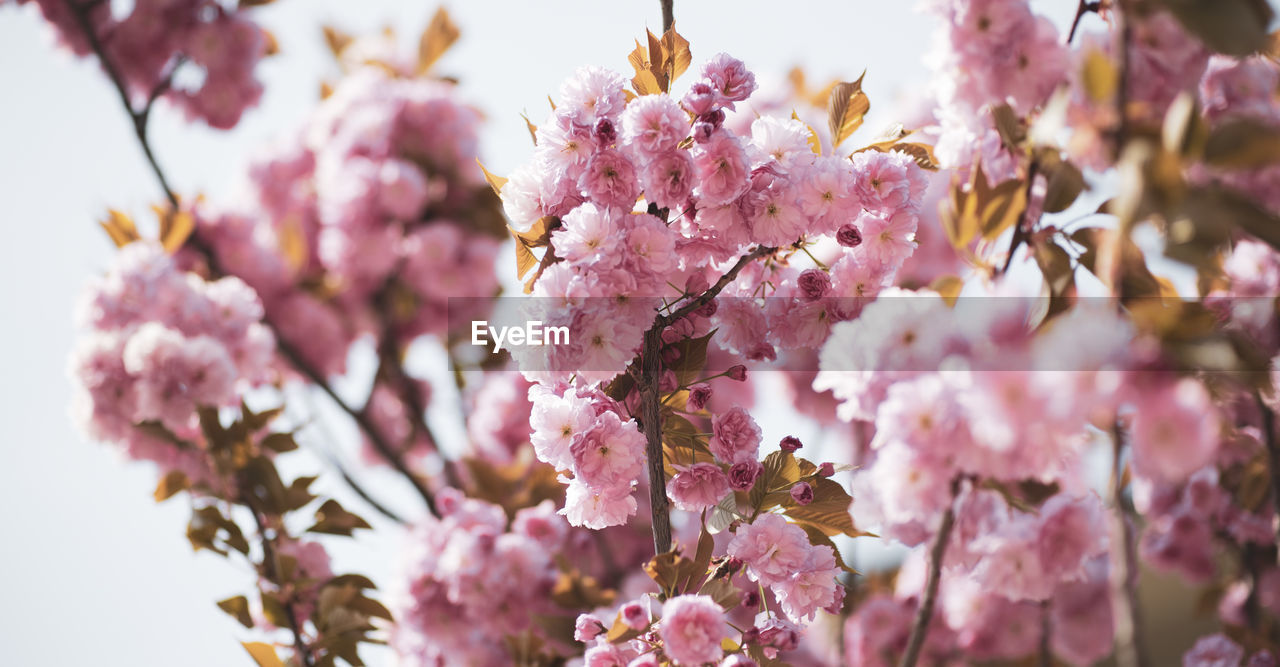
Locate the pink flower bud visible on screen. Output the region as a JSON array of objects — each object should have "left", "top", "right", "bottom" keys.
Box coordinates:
[
  {"left": 621, "top": 601, "right": 648, "bottom": 630},
  {"left": 836, "top": 224, "right": 863, "bottom": 247},
  {"left": 779, "top": 436, "right": 802, "bottom": 452},
  {"left": 574, "top": 613, "right": 605, "bottom": 642},
  {"left": 687, "top": 383, "right": 712, "bottom": 411},
  {"left": 790, "top": 481, "right": 814, "bottom": 505},
  {"left": 797, "top": 269, "right": 832, "bottom": 301},
  {"left": 726, "top": 365, "right": 747, "bottom": 381},
  {"left": 818, "top": 462, "right": 835, "bottom": 477},
  {"left": 728, "top": 460, "right": 763, "bottom": 491}
]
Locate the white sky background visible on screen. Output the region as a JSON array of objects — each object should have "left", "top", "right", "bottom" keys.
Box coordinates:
[{"left": 0, "top": 1, "right": 1086, "bottom": 665}]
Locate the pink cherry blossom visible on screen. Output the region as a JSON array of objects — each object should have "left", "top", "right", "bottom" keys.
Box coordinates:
[
  {"left": 728, "top": 513, "right": 812, "bottom": 586},
  {"left": 659, "top": 594, "right": 727, "bottom": 665},
  {"left": 668, "top": 463, "right": 731, "bottom": 512}
]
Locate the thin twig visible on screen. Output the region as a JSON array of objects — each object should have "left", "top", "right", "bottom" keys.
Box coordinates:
[
  {"left": 1113, "top": 6, "right": 1133, "bottom": 162},
  {"left": 899, "top": 477, "right": 960, "bottom": 667},
  {"left": 1109, "top": 421, "right": 1148, "bottom": 667},
  {"left": 272, "top": 329, "right": 439, "bottom": 516},
  {"left": 1066, "top": 0, "right": 1101, "bottom": 45},
  {"left": 370, "top": 279, "right": 463, "bottom": 491},
  {"left": 1039, "top": 598, "right": 1053, "bottom": 667},
  {"left": 64, "top": 0, "right": 179, "bottom": 207},
  {"left": 1000, "top": 160, "right": 1041, "bottom": 275},
  {"left": 65, "top": 0, "right": 439, "bottom": 518},
  {"left": 657, "top": 246, "right": 774, "bottom": 328},
  {"left": 1253, "top": 391, "right": 1280, "bottom": 553},
  {"left": 246, "top": 504, "right": 315, "bottom": 667},
  {"left": 298, "top": 389, "right": 405, "bottom": 523}
]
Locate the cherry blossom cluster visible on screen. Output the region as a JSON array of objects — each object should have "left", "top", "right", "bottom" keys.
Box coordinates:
[
  {"left": 506, "top": 54, "right": 929, "bottom": 383},
  {"left": 189, "top": 63, "right": 500, "bottom": 465},
  {"left": 70, "top": 241, "right": 275, "bottom": 481},
  {"left": 924, "top": 0, "right": 1066, "bottom": 181},
  {"left": 1195, "top": 55, "right": 1280, "bottom": 214},
  {"left": 529, "top": 382, "right": 647, "bottom": 529},
  {"left": 18, "top": 0, "right": 270, "bottom": 128},
  {"left": 389, "top": 492, "right": 571, "bottom": 665},
  {"left": 846, "top": 553, "right": 1114, "bottom": 666}
]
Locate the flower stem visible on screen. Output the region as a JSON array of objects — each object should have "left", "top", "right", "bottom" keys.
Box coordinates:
[
  {"left": 64, "top": 0, "right": 438, "bottom": 518},
  {"left": 898, "top": 477, "right": 960, "bottom": 667},
  {"left": 1109, "top": 421, "right": 1148, "bottom": 667}
]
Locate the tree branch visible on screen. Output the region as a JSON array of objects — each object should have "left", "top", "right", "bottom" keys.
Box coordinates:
[
  {"left": 658, "top": 245, "right": 774, "bottom": 328},
  {"left": 65, "top": 0, "right": 438, "bottom": 518},
  {"left": 371, "top": 279, "right": 463, "bottom": 491},
  {"left": 660, "top": 0, "right": 674, "bottom": 34},
  {"left": 1112, "top": 7, "right": 1133, "bottom": 162},
  {"left": 1066, "top": 0, "right": 1101, "bottom": 45},
  {"left": 1253, "top": 391, "right": 1280, "bottom": 552},
  {"left": 640, "top": 324, "right": 672, "bottom": 556},
  {"left": 1109, "top": 421, "right": 1148, "bottom": 667},
  {"left": 1039, "top": 598, "right": 1053, "bottom": 667},
  {"left": 999, "top": 159, "right": 1041, "bottom": 275},
  {"left": 64, "top": 0, "right": 179, "bottom": 208},
  {"left": 636, "top": 245, "right": 773, "bottom": 556},
  {"left": 899, "top": 477, "right": 960, "bottom": 667},
  {"left": 246, "top": 504, "right": 315, "bottom": 667},
  {"left": 271, "top": 330, "right": 439, "bottom": 517}
]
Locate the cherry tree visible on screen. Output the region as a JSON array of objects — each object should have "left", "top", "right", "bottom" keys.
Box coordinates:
[{"left": 14, "top": 0, "right": 1280, "bottom": 664}]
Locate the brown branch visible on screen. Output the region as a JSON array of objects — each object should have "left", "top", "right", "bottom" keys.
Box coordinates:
[
  {"left": 999, "top": 159, "right": 1041, "bottom": 276},
  {"left": 1039, "top": 599, "right": 1053, "bottom": 667},
  {"left": 899, "top": 477, "right": 960, "bottom": 667},
  {"left": 640, "top": 324, "right": 672, "bottom": 556},
  {"left": 658, "top": 245, "right": 774, "bottom": 328},
  {"left": 660, "top": 0, "right": 674, "bottom": 34},
  {"left": 1253, "top": 391, "right": 1280, "bottom": 552},
  {"left": 64, "top": 0, "right": 438, "bottom": 518},
  {"left": 1112, "top": 7, "right": 1133, "bottom": 162},
  {"left": 1109, "top": 421, "right": 1148, "bottom": 667},
  {"left": 636, "top": 245, "right": 773, "bottom": 556},
  {"left": 271, "top": 328, "right": 439, "bottom": 517},
  {"left": 246, "top": 504, "right": 315, "bottom": 667},
  {"left": 370, "top": 280, "right": 463, "bottom": 491},
  {"left": 1066, "top": 0, "right": 1101, "bottom": 45},
  {"left": 64, "top": 0, "right": 179, "bottom": 208}
]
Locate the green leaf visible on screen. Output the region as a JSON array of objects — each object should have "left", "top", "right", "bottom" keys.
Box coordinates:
[
  {"left": 666, "top": 329, "right": 715, "bottom": 386},
  {"left": 260, "top": 432, "right": 298, "bottom": 454},
  {"left": 606, "top": 612, "right": 645, "bottom": 643},
  {"left": 644, "top": 550, "right": 682, "bottom": 597},
  {"left": 749, "top": 450, "right": 800, "bottom": 511},
  {"left": 991, "top": 103, "right": 1026, "bottom": 150},
  {"left": 827, "top": 72, "right": 869, "bottom": 149},
  {"left": 242, "top": 642, "right": 286, "bottom": 667},
  {"left": 1081, "top": 48, "right": 1118, "bottom": 103},
  {"left": 798, "top": 523, "right": 860, "bottom": 575},
  {"left": 1156, "top": 0, "right": 1274, "bottom": 56},
  {"left": 1041, "top": 158, "right": 1086, "bottom": 214},
  {"left": 706, "top": 492, "right": 739, "bottom": 534},
  {"left": 1203, "top": 118, "right": 1280, "bottom": 168},
  {"left": 154, "top": 470, "right": 188, "bottom": 502},
  {"left": 308, "top": 499, "right": 372, "bottom": 537},
  {"left": 416, "top": 7, "right": 460, "bottom": 75},
  {"left": 476, "top": 159, "right": 507, "bottom": 197},
  {"left": 978, "top": 178, "right": 1027, "bottom": 241},
  {"left": 217, "top": 595, "right": 254, "bottom": 629},
  {"left": 782, "top": 477, "right": 865, "bottom": 537}
]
